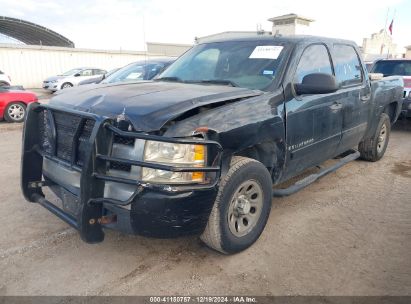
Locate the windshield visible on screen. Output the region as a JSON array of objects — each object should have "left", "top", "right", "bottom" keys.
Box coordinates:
[
  {"left": 371, "top": 61, "right": 411, "bottom": 76},
  {"left": 101, "top": 62, "right": 166, "bottom": 84},
  {"left": 157, "top": 41, "right": 288, "bottom": 91},
  {"left": 60, "top": 69, "right": 82, "bottom": 76}
]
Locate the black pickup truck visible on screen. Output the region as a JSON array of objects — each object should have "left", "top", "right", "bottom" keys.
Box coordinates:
[{"left": 21, "top": 36, "right": 403, "bottom": 254}]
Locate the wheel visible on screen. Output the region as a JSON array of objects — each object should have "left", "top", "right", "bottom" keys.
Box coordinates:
[
  {"left": 0, "top": 81, "right": 10, "bottom": 87},
  {"left": 4, "top": 102, "right": 26, "bottom": 123},
  {"left": 359, "top": 113, "right": 391, "bottom": 162},
  {"left": 61, "top": 82, "right": 73, "bottom": 89},
  {"left": 200, "top": 156, "right": 273, "bottom": 254}
]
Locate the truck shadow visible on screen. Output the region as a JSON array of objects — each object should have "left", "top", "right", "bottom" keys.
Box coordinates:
[{"left": 392, "top": 117, "right": 411, "bottom": 132}]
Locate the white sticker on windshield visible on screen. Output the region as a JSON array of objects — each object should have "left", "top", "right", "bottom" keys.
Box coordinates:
[{"left": 249, "top": 46, "right": 283, "bottom": 59}]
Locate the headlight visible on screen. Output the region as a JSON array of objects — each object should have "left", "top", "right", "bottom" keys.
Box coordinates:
[{"left": 142, "top": 141, "right": 206, "bottom": 184}]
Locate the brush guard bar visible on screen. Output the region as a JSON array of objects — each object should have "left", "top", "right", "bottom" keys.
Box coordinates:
[{"left": 21, "top": 103, "right": 223, "bottom": 243}]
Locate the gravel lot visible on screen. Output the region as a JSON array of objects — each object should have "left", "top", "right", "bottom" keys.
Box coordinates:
[{"left": 0, "top": 118, "right": 410, "bottom": 296}]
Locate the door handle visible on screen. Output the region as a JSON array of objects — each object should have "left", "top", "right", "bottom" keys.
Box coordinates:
[
  {"left": 330, "top": 101, "right": 342, "bottom": 110},
  {"left": 360, "top": 94, "right": 371, "bottom": 102}
]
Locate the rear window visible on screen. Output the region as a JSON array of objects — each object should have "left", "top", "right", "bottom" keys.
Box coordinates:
[{"left": 371, "top": 61, "right": 411, "bottom": 76}]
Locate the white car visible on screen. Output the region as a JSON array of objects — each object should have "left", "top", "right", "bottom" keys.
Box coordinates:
[
  {"left": 0, "top": 69, "right": 12, "bottom": 87},
  {"left": 42, "top": 67, "right": 106, "bottom": 92}
]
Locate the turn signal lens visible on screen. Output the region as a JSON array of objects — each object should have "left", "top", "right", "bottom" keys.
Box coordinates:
[{"left": 192, "top": 145, "right": 205, "bottom": 182}]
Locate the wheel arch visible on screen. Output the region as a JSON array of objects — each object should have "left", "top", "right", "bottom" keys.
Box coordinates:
[
  {"left": 384, "top": 101, "right": 399, "bottom": 124},
  {"left": 7, "top": 100, "right": 28, "bottom": 108},
  {"left": 61, "top": 82, "right": 73, "bottom": 89},
  {"left": 231, "top": 140, "right": 285, "bottom": 183}
]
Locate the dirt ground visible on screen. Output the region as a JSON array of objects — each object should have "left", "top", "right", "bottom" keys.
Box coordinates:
[{"left": 0, "top": 119, "right": 410, "bottom": 296}]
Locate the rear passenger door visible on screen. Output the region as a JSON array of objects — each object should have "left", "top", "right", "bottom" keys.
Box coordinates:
[
  {"left": 284, "top": 44, "right": 343, "bottom": 178},
  {"left": 332, "top": 44, "right": 371, "bottom": 152}
]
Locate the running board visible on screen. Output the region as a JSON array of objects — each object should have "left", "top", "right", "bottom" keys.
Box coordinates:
[{"left": 273, "top": 150, "right": 360, "bottom": 197}]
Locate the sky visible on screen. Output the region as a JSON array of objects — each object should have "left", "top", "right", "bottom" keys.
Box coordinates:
[{"left": 0, "top": 0, "right": 410, "bottom": 53}]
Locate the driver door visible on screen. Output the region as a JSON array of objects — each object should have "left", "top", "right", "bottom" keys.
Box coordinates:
[{"left": 284, "top": 44, "right": 343, "bottom": 179}]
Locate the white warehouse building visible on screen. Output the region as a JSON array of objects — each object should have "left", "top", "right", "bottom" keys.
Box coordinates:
[{"left": 0, "top": 44, "right": 166, "bottom": 88}]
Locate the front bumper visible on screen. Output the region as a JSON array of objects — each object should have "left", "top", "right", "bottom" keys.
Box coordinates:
[
  {"left": 21, "top": 103, "right": 222, "bottom": 243},
  {"left": 42, "top": 82, "right": 59, "bottom": 91}
]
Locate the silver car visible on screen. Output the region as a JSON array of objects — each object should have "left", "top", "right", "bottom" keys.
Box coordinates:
[{"left": 43, "top": 67, "right": 106, "bottom": 92}]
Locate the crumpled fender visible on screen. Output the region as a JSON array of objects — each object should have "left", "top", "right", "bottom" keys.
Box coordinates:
[{"left": 164, "top": 89, "right": 287, "bottom": 182}]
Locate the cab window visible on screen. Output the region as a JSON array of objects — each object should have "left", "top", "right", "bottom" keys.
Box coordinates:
[
  {"left": 294, "top": 44, "right": 333, "bottom": 83},
  {"left": 333, "top": 44, "right": 363, "bottom": 86}
]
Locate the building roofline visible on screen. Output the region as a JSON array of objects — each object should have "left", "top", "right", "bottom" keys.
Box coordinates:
[
  {"left": 0, "top": 43, "right": 166, "bottom": 56},
  {"left": 146, "top": 41, "right": 193, "bottom": 47},
  {"left": 268, "top": 13, "right": 314, "bottom": 23},
  {"left": 0, "top": 16, "right": 75, "bottom": 47}
]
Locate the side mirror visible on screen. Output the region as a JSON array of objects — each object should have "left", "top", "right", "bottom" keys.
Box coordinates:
[
  {"left": 369, "top": 73, "right": 383, "bottom": 81},
  {"left": 74, "top": 73, "right": 81, "bottom": 77},
  {"left": 294, "top": 73, "right": 339, "bottom": 95}
]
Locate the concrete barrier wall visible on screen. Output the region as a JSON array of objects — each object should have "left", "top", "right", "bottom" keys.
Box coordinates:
[{"left": 0, "top": 44, "right": 166, "bottom": 88}]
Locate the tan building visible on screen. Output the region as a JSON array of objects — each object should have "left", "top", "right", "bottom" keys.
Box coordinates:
[
  {"left": 405, "top": 45, "right": 411, "bottom": 59},
  {"left": 148, "top": 13, "right": 314, "bottom": 57},
  {"left": 362, "top": 29, "right": 398, "bottom": 61},
  {"left": 146, "top": 42, "right": 192, "bottom": 57},
  {"left": 268, "top": 13, "right": 314, "bottom": 36}
]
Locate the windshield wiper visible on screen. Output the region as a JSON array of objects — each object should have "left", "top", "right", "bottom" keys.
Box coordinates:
[
  {"left": 155, "top": 76, "right": 184, "bottom": 83},
  {"left": 189, "top": 79, "right": 239, "bottom": 87},
  {"left": 155, "top": 77, "right": 240, "bottom": 87}
]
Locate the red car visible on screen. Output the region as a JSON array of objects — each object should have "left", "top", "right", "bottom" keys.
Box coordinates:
[{"left": 0, "top": 88, "right": 38, "bottom": 123}]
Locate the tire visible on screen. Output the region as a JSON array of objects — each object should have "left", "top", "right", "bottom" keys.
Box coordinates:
[
  {"left": 61, "top": 82, "right": 73, "bottom": 89},
  {"left": 359, "top": 113, "right": 391, "bottom": 162},
  {"left": 200, "top": 156, "right": 273, "bottom": 254},
  {"left": 4, "top": 102, "right": 27, "bottom": 123},
  {"left": 0, "top": 81, "right": 10, "bottom": 87}
]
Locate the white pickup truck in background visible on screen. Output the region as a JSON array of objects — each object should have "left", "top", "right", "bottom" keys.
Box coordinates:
[{"left": 371, "top": 59, "right": 411, "bottom": 118}]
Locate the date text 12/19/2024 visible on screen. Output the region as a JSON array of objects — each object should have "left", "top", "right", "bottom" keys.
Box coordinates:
[{"left": 149, "top": 296, "right": 257, "bottom": 303}]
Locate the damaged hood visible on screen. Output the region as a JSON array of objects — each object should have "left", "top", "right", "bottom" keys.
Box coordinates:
[{"left": 49, "top": 81, "right": 263, "bottom": 131}]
